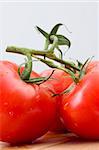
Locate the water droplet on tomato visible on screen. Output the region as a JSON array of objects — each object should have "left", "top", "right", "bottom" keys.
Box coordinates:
[
  {"left": 64, "top": 102, "right": 69, "bottom": 110},
  {"left": 29, "top": 108, "right": 33, "bottom": 111},
  {"left": 65, "top": 102, "right": 69, "bottom": 107},
  {"left": 9, "top": 111, "right": 14, "bottom": 116},
  {"left": 74, "top": 123, "right": 78, "bottom": 127},
  {"left": 60, "top": 117, "right": 64, "bottom": 124},
  {"left": 4, "top": 102, "right": 8, "bottom": 106}
]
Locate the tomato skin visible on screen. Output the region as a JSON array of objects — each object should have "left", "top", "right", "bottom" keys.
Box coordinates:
[
  {"left": 86, "top": 61, "right": 99, "bottom": 73},
  {"left": 0, "top": 61, "right": 56, "bottom": 144},
  {"left": 40, "top": 69, "right": 73, "bottom": 133},
  {"left": 61, "top": 61, "right": 99, "bottom": 139},
  {"left": 41, "top": 69, "right": 73, "bottom": 94}
]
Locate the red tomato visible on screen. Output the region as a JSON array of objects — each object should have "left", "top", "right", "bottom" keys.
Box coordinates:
[
  {"left": 40, "top": 69, "right": 73, "bottom": 133},
  {"left": 86, "top": 61, "right": 99, "bottom": 73},
  {"left": 61, "top": 61, "right": 99, "bottom": 139},
  {"left": 0, "top": 61, "right": 56, "bottom": 144}
]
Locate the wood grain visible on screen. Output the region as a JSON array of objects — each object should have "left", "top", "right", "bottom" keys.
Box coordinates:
[{"left": 1, "top": 132, "right": 99, "bottom": 150}]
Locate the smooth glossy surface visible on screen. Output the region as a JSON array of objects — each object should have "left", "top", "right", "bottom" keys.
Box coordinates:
[
  {"left": 41, "top": 69, "right": 73, "bottom": 133},
  {"left": 0, "top": 61, "right": 56, "bottom": 144},
  {"left": 61, "top": 61, "right": 99, "bottom": 139}
]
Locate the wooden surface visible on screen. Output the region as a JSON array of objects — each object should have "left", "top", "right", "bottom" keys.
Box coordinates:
[{"left": 1, "top": 132, "right": 99, "bottom": 150}]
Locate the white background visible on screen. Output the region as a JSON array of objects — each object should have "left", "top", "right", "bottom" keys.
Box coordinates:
[{"left": 0, "top": 1, "right": 99, "bottom": 73}]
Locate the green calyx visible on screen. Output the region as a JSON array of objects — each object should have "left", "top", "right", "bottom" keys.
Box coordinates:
[
  {"left": 24, "top": 70, "right": 55, "bottom": 85},
  {"left": 36, "top": 23, "right": 71, "bottom": 53},
  {"left": 52, "top": 83, "right": 75, "bottom": 97},
  {"left": 78, "top": 56, "right": 94, "bottom": 80},
  {"left": 18, "top": 53, "right": 55, "bottom": 84}
]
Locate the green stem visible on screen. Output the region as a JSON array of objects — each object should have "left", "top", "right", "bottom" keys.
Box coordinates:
[
  {"left": 56, "top": 46, "right": 63, "bottom": 60},
  {"left": 33, "top": 55, "right": 79, "bottom": 83},
  {"left": 18, "top": 53, "right": 32, "bottom": 80},
  {"left": 6, "top": 46, "right": 80, "bottom": 71},
  {"left": 49, "top": 35, "right": 58, "bottom": 52},
  {"left": 25, "top": 70, "right": 55, "bottom": 85},
  {"left": 44, "top": 39, "right": 49, "bottom": 50},
  {"left": 53, "top": 83, "right": 75, "bottom": 97}
]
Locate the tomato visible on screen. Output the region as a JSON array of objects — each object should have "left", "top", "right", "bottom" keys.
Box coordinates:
[
  {"left": 0, "top": 61, "right": 56, "bottom": 144},
  {"left": 61, "top": 61, "right": 99, "bottom": 139},
  {"left": 40, "top": 69, "right": 73, "bottom": 133},
  {"left": 86, "top": 61, "right": 99, "bottom": 73}
]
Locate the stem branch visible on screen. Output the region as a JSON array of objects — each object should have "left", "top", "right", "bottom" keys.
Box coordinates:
[{"left": 6, "top": 46, "right": 80, "bottom": 71}]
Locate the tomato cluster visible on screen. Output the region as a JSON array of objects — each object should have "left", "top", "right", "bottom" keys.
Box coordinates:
[
  {"left": 0, "top": 60, "right": 99, "bottom": 145},
  {"left": 0, "top": 24, "right": 99, "bottom": 145}
]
